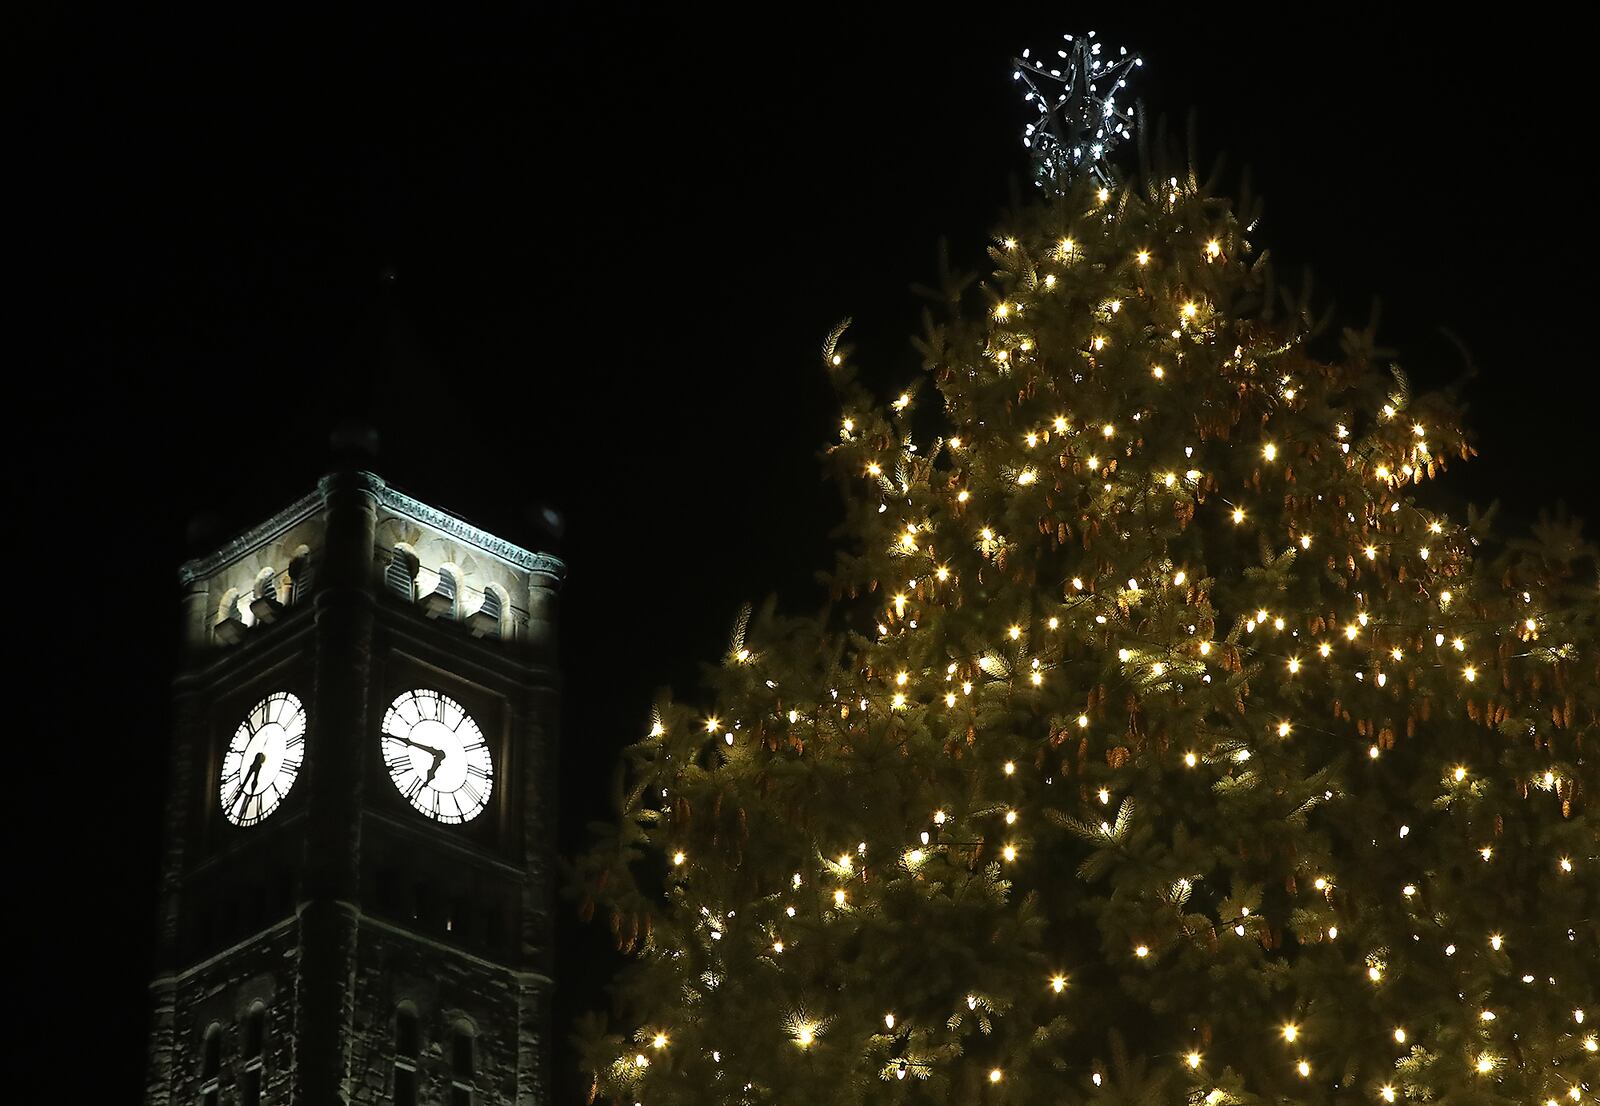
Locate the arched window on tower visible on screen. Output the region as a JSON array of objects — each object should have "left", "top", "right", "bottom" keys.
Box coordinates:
[
  {"left": 199, "top": 1023, "right": 222, "bottom": 1106},
  {"left": 249, "top": 567, "right": 283, "bottom": 624},
  {"left": 214, "top": 589, "right": 248, "bottom": 645},
  {"left": 421, "top": 563, "right": 460, "bottom": 620},
  {"left": 286, "top": 545, "right": 314, "bottom": 605},
  {"left": 393, "top": 1004, "right": 420, "bottom": 1106},
  {"left": 385, "top": 545, "right": 420, "bottom": 603},
  {"left": 240, "top": 1004, "right": 266, "bottom": 1106},
  {"left": 468, "top": 583, "right": 506, "bottom": 639},
  {"left": 449, "top": 1019, "right": 477, "bottom": 1106}
]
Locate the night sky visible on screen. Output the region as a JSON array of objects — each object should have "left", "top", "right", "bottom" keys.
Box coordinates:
[{"left": 20, "top": 9, "right": 1591, "bottom": 1099}]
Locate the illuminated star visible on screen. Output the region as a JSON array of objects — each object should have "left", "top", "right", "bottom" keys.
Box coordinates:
[{"left": 1013, "top": 31, "right": 1143, "bottom": 191}]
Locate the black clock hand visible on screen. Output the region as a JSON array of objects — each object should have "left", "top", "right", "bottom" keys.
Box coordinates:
[
  {"left": 421, "top": 751, "right": 445, "bottom": 787},
  {"left": 234, "top": 752, "right": 266, "bottom": 810},
  {"left": 398, "top": 735, "right": 446, "bottom": 759},
  {"left": 395, "top": 734, "right": 448, "bottom": 786}
]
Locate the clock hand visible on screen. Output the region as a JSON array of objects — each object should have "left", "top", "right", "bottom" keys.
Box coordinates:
[
  {"left": 422, "top": 752, "right": 448, "bottom": 787},
  {"left": 233, "top": 753, "right": 266, "bottom": 810},
  {"left": 398, "top": 735, "right": 446, "bottom": 759}
]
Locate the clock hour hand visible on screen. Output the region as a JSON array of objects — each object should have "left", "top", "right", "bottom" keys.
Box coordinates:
[
  {"left": 396, "top": 735, "right": 448, "bottom": 785},
  {"left": 233, "top": 752, "right": 266, "bottom": 810}
]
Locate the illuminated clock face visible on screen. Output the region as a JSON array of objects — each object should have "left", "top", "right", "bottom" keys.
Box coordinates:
[
  {"left": 219, "top": 691, "right": 306, "bottom": 827},
  {"left": 381, "top": 689, "right": 493, "bottom": 824}
]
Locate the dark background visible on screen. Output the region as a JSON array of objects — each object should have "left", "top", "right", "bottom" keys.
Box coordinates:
[{"left": 16, "top": 7, "right": 1592, "bottom": 1100}]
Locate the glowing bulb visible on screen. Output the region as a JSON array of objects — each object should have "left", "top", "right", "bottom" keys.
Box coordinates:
[
  {"left": 1232, "top": 508, "right": 1245, "bottom": 524},
  {"left": 1287, "top": 657, "right": 1301, "bottom": 673},
  {"left": 1394, "top": 1028, "right": 1406, "bottom": 1043},
  {"left": 1187, "top": 1051, "right": 1202, "bottom": 1069},
  {"left": 1050, "top": 974, "right": 1066, "bottom": 993},
  {"left": 772, "top": 940, "right": 783, "bottom": 953},
  {"left": 1173, "top": 570, "right": 1187, "bottom": 585},
  {"left": 1003, "top": 761, "right": 1015, "bottom": 776},
  {"left": 1182, "top": 302, "right": 1198, "bottom": 318},
  {"left": 833, "top": 889, "right": 846, "bottom": 907},
  {"left": 1184, "top": 751, "right": 1198, "bottom": 767},
  {"left": 1102, "top": 423, "right": 1115, "bottom": 437},
  {"left": 1136, "top": 250, "right": 1150, "bottom": 265},
  {"left": 884, "top": 1013, "right": 895, "bottom": 1029},
  {"left": 866, "top": 462, "right": 881, "bottom": 477},
  {"left": 1263, "top": 442, "right": 1277, "bottom": 461},
  {"left": 956, "top": 490, "right": 969, "bottom": 503},
  {"left": 1282, "top": 1024, "right": 1298, "bottom": 1042},
  {"left": 935, "top": 565, "right": 949, "bottom": 581},
  {"left": 672, "top": 851, "right": 686, "bottom": 867},
  {"left": 652, "top": 1033, "right": 668, "bottom": 1049},
  {"left": 1381, "top": 1087, "right": 1396, "bottom": 1103},
  {"left": 1463, "top": 665, "right": 1477, "bottom": 682},
  {"left": 1134, "top": 945, "right": 1149, "bottom": 958},
  {"left": 705, "top": 717, "right": 721, "bottom": 733},
  {"left": 989, "top": 1069, "right": 1003, "bottom": 1084},
  {"left": 1297, "top": 1061, "right": 1310, "bottom": 1077},
  {"left": 1002, "top": 845, "right": 1017, "bottom": 861},
  {"left": 1490, "top": 933, "right": 1503, "bottom": 950},
  {"left": 1277, "top": 721, "right": 1292, "bottom": 737}
]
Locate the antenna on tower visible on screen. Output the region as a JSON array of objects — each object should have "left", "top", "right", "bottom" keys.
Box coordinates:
[{"left": 1012, "top": 31, "right": 1143, "bottom": 192}]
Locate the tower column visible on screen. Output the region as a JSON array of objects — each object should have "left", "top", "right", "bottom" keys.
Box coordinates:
[{"left": 292, "top": 471, "right": 378, "bottom": 1106}]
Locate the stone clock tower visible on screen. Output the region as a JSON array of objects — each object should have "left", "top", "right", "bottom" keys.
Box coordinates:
[{"left": 145, "top": 470, "right": 564, "bottom": 1106}]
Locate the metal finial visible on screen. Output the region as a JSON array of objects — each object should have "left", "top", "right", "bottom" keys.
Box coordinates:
[{"left": 1012, "top": 32, "right": 1143, "bottom": 192}]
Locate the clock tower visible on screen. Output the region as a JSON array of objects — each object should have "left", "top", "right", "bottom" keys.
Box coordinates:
[{"left": 145, "top": 470, "right": 564, "bottom": 1106}]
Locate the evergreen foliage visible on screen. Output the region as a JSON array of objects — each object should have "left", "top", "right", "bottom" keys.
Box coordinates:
[{"left": 577, "top": 163, "right": 1598, "bottom": 1104}]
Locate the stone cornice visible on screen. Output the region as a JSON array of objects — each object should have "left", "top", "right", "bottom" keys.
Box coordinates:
[
  {"left": 177, "top": 489, "right": 325, "bottom": 585},
  {"left": 178, "top": 472, "right": 567, "bottom": 588},
  {"left": 349, "top": 472, "right": 566, "bottom": 585}
]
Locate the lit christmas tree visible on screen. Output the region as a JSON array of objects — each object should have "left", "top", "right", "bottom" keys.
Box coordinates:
[{"left": 578, "top": 33, "right": 1597, "bottom": 1105}]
